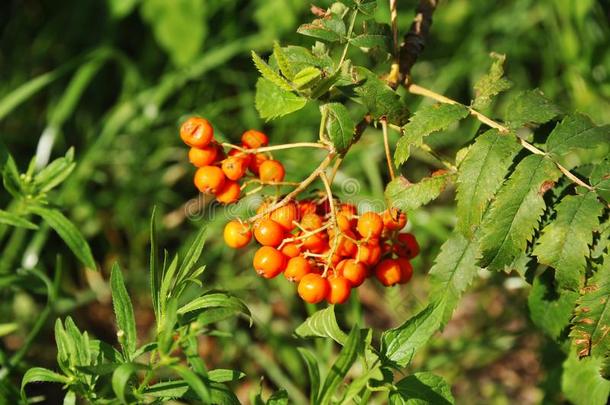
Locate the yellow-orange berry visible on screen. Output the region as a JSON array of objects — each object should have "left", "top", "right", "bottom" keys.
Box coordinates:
[
  {"left": 215, "top": 180, "right": 241, "bottom": 204},
  {"left": 298, "top": 273, "right": 330, "bottom": 304},
  {"left": 339, "top": 259, "right": 368, "bottom": 287},
  {"left": 280, "top": 242, "right": 301, "bottom": 258},
  {"left": 194, "top": 166, "right": 226, "bottom": 193},
  {"left": 357, "top": 212, "right": 384, "bottom": 239},
  {"left": 270, "top": 202, "right": 299, "bottom": 231},
  {"left": 382, "top": 208, "right": 407, "bottom": 231},
  {"left": 223, "top": 220, "right": 251, "bottom": 248},
  {"left": 241, "top": 130, "right": 269, "bottom": 149},
  {"left": 180, "top": 117, "right": 214, "bottom": 148},
  {"left": 221, "top": 156, "right": 248, "bottom": 181},
  {"left": 326, "top": 275, "right": 351, "bottom": 304},
  {"left": 254, "top": 219, "right": 285, "bottom": 247},
  {"left": 374, "top": 259, "right": 402, "bottom": 286},
  {"left": 284, "top": 255, "right": 312, "bottom": 282},
  {"left": 259, "top": 160, "right": 285, "bottom": 183},
  {"left": 189, "top": 145, "right": 218, "bottom": 167},
  {"left": 253, "top": 246, "right": 287, "bottom": 278}
]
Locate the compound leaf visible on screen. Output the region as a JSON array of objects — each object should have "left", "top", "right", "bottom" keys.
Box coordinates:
[
  {"left": 472, "top": 53, "right": 512, "bottom": 110},
  {"left": 295, "top": 305, "right": 347, "bottom": 345},
  {"left": 505, "top": 89, "right": 562, "bottom": 128},
  {"left": 562, "top": 352, "right": 610, "bottom": 405},
  {"left": 546, "top": 114, "right": 610, "bottom": 160},
  {"left": 385, "top": 172, "right": 455, "bottom": 212},
  {"left": 252, "top": 51, "right": 293, "bottom": 91},
  {"left": 570, "top": 259, "right": 610, "bottom": 358},
  {"left": 394, "top": 103, "right": 468, "bottom": 166},
  {"left": 428, "top": 233, "right": 480, "bottom": 326},
  {"left": 533, "top": 192, "right": 602, "bottom": 290},
  {"left": 353, "top": 67, "right": 409, "bottom": 125},
  {"left": 478, "top": 155, "right": 560, "bottom": 271},
  {"left": 389, "top": 372, "right": 455, "bottom": 405},
  {"left": 255, "top": 78, "right": 307, "bottom": 120},
  {"left": 323, "top": 103, "right": 355, "bottom": 154},
  {"left": 456, "top": 129, "right": 520, "bottom": 237}
]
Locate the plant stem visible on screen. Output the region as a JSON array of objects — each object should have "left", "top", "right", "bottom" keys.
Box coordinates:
[
  {"left": 338, "top": 9, "right": 359, "bottom": 68},
  {"left": 406, "top": 83, "right": 595, "bottom": 192},
  {"left": 320, "top": 171, "right": 338, "bottom": 276},
  {"left": 248, "top": 153, "right": 336, "bottom": 223},
  {"left": 381, "top": 119, "right": 396, "bottom": 180}
]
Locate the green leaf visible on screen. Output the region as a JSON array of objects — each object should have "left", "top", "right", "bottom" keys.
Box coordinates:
[
  {"left": 208, "top": 369, "right": 245, "bottom": 383},
  {"left": 472, "top": 53, "right": 512, "bottom": 110},
  {"left": 478, "top": 155, "right": 560, "bottom": 271},
  {"left": 143, "top": 380, "right": 189, "bottom": 398},
  {"left": 2, "top": 154, "right": 23, "bottom": 197},
  {"left": 28, "top": 206, "right": 96, "bottom": 270},
  {"left": 140, "top": 0, "right": 206, "bottom": 67},
  {"left": 177, "top": 292, "right": 250, "bottom": 323},
  {"left": 504, "top": 89, "right": 562, "bottom": 127},
  {"left": 295, "top": 305, "right": 347, "bottom": 345},
  {"left": 21, "top": 367, "right": 69, "bottom": 399},
  {"left": 273, "top": 42, "right": 295, "bottom": 80},
  {"left": 267, "top": 389, "right": 289, "bottom": 405},
  {"left": 381, "top": 304, "right": 443, "bottom": 368},
  {"left": 546, "top": 113, "right": 610, "bottom": 160},
  {"left": 172, "top": 365, "right": 211, "bottom": 403},
  {"left": 353, "top": 67, "right": 409, "bottom": 125},
  {"left": 63, "top": 390, "right": 76, "bottom": 405},
  {"left": 0, "top": 323, "right": 18, "bottom": 337},
  {"left": 33, "top": 148, "right": 76, "bottom": 193},
  {"left": 112, "top": 363, "right": 143, "bottom": 404},
  {"left": 110, "top": 263, "right": 137, "bottom": 359},
  {"left": 317, "top": 325, "right": 363, "bottom": 405},
  {"left": 570, "top": 259, "right": 610, "bottom": 358},
  {"left": 0, "top": 209, "right": 37, "bottom": 230},
  {"left": 323, "top": 103, "right": 355, "bottom": 154},
  {"left": 562, "top": 351, "right": 610, "bottom": 405},
  {"left": 428, "top": 233, "right": 480, "bottom": 326},
  {"left": 533, "top": 192, "right": 602, "bottom": 290},
  {"left": 149, "top": 208, "right": 160, "bottom": 320},
  {"left": 385, "top": 172, "right": 455, "bottom": 212},
  {"left": 297, "top": 347, "right": 321, "bottom": 403},
  {"left": 293, "top": 67, "right": 321, "bottom": 89},
  {"left": 255, "top": 78, "right": 308, "bottom": 121},
  {"left": 251, "top": 51, "right": 293, "bottom": 91},
  {"left": 389, "top": 372, "right": 455, "bottom": 405},
  {"left": 107, "top": 0, "right": 140, "bottom": 19},
  {"left": 590, "top": 159, "right": 610, "bottom": 201},
  {"left": 297, "top": 15, "right": 346, "bottom": 42},
  {"left": 528, "top": 270, "right": 578, "bottom": 340},
  {"left": 394, "top": 103, "right": 469, "bottom": 166},
  {"left": 456, "top": 129, "right": 520, "bottom": 237},
  {"left": 175, "top": 226, "right": 207, "bottom": 286},
  {"left": 350, "top": 33, "right": 388, "bottom": 49}
]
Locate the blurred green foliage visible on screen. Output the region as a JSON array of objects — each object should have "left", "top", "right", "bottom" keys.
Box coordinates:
[{"left": 1, "top": 0, "right": 609, "bottom": 403}]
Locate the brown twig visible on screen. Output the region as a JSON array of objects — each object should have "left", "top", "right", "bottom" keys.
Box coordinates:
[
  {"left": 398, "top": 0, "right": 438, "bottom": 83},
  {"left": 381, "top": 118, "right": 396, "bottom": 180}
]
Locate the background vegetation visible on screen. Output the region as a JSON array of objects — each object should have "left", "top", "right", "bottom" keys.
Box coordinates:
[{"left": 1, "top": 0, "right": 609, "bottom": 403}]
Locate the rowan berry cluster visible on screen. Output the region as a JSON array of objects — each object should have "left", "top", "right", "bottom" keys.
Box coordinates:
[
  {"left": 181, "top": 117, "right": 420, "bottom": 305},
  {"left": 179, "top": 117, "right": 286, "bottom": 204},
  {"left": 224, "top": 199, "right": 419, "bottom": 305}
]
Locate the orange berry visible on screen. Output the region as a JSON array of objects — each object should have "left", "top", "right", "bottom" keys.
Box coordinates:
[
  {"left": 284, "top": 256, "right": 312, "bottom": 282},
  {"left": 228, "top": 149, "right": 253, "bottom": 166},
  {"left": 259, "top": 160, "right": 285, "bottom": 183},
  {"left": 374, "top": 259, "right": 402, "bottom": 286},
  {"left": 248, "top": 153, "right": 268, "bottom": 175},
  {"left": 298, "top": 200, "right": 317, "bottom": 217},
  {"left": 357, "top": 212, "right": 384, "bottom": 239},
  {"left": 221, "top": 156, "right": 248, "bottom": 181},
  {"left": 326, "top": 276, "right": 351, "bottom": 304},
  {"left": 339, "top": 259, "right": 368, "bottom": 287},
  {"left": 383, "top": 208, "right": 407, "bottom": 231},
  {"left": 298, "top": 273, "right": 330, "bottom": 304},
  {"left": 339, "top": 203, "right": 357, "bottom": 216},
  {"left": 254, "top": 219, "right": 285, "bottom": 247},
  {"left": 355, "top": 241, "right": 381, "bottom": 266},
  {"left": 270, "top": 202, "right": 299, "bottom": 231},
  {"left": 337, "top": 231, "right": 358, "bottom": 257},
  {"left": 337, "top": 212, "right": 356, "bottom": 232},
  {"left": 301, "top": 213, "right": 323, "bottom": 231},
  {"left": 194, "top": 166, "right": 226, "bottom": 193},
  {"left": 215, "top": 180, "right": 241, "bottom": 204},
  {"left": 394, "top": 233, "right": 420, "bottom": 259},
  {"left": 302, "top": 232, "right": 328, "bottom": 253},
  {"left": 189, "top": 145, "right": 218, "bottom": 167},
  {"left": 223, "top": 220, "right": 251, "bottom": 248},
  {"left": 180, "top": 117, "right": 214, "bottom": 148},
  {"left": 281, "top": 242, "right": 301, "bottom": 258},
  {"left": 241, "top": 129, "right": 269, "bottom": 149},
  {"left": 396, "top": 258, "right": 413, "bottom": 284},
  {"left": 253, "top": 246, "right": 287, "bottom": 278}
]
